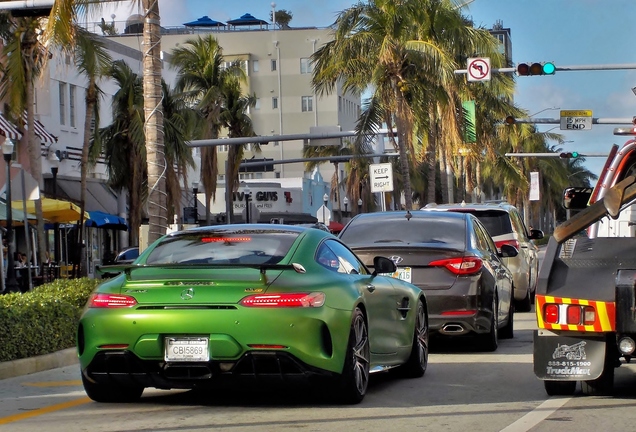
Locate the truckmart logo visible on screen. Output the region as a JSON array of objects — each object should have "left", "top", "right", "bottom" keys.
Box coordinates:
[{"left": 546, "top": 366, "right": 591, "bottom": 376}]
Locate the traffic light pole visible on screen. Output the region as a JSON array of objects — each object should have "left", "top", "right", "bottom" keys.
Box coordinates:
[
  {"left": 455, "top": 63, "right": 636, "bottom": 75},
  {"left": 505, "top": 153, "right": 609, "bottom": 157},
  {"left": 506, "top": 117, "right": 634, "bottom": 125}
]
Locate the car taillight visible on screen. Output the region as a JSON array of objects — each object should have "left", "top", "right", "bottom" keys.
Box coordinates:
[
  {"left": 428, "top": 257, "right": 482, "bottom": 275},
  {"left": 240, "top": 292, "right": 325, "bottom": 308},
  {"left": 495, "top": 239, "right": 520, "bottom": 250},
  {"left": 90, "top": 293, "right": 137, "bottom": 308},
  {"left": 544, "top": 304, "right": 559, "bottom": 324}
]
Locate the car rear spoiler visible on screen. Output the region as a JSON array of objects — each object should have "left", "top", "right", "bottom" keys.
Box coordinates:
[{"left": 96, "top": 262, "right": 307, "bottom": 278}]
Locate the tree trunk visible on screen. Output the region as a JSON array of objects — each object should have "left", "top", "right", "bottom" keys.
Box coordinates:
[
  {"left": 444, "top": 147, "right": 454, "bottom": 204},
  {"left": 394, "top": 89, "right": 413, "bottom": 210},
  {"left": 426, "top": 119, "right": 437, "bottom": 205},
  {"left": 76, "top": 81, "right": 97, "bottom": 277},
  {"left": 23, "top": 29, "right": 46, "bottom": 276},
  {"left": 143, "top": 0, "right": 167, "bottom": 245}
]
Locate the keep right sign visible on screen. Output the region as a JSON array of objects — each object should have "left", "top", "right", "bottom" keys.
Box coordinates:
[{"left": 560, "top": 110, "right": 593, "bottom": 130}]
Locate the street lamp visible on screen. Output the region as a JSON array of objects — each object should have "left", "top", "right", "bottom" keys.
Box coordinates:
[
  {"left": 2, "top": 140, "right": 18, "bottom": 293},
  {"left": 358, "top": 198, "right": 363, "bottom": 214},
  {"left": 192, "top": 181, "right": 199, "bottom": 224},
  {"left": 343, "top": 197, "right": 349, "bottom": 217},
  {"left": 48, "top": 150, "right": 60, "bottom": 198},
  {"left": 244, "top": 186, "right": 252, "bottom": 224},
  {"left": 323, "top": 193, "right": 328, "bottom": 224}
]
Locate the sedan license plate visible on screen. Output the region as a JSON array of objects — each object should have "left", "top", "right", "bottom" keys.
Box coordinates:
[
  {"left": 165, "top": 337, "right": 209, "bottom": 362},
  {"left": 382, "top": 267, "right": 412, "bottom": 283}
]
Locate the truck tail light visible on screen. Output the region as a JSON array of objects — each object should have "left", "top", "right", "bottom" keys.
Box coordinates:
[
  {"left": 566, "top": 305, "right": 581, "bottom": 324},
  {"left": 544, "top": 304, "right": 559, "bottom": 324},
  {"left": 583, "top": 306, "right": 596, "bottom": 325}
]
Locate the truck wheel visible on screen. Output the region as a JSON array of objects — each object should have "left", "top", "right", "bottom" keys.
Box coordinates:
[
  {"left": 544, "top": 380, "right": 576, "bottom": 396},
  {"left": 581, "top": 365, "right": 614, "bottom": 396}
]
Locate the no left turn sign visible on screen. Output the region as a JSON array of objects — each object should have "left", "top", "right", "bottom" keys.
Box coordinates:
[{"left": 467, "top": 57, "right": 491, "bottom": 82}]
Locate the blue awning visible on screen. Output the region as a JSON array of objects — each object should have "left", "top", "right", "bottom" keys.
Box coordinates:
[{"left": 86, "top": 211, "right": 128, "bottom": 230}]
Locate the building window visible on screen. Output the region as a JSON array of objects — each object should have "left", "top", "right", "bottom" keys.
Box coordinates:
[
  {"left": 253, "top": 60, "right": 259, "bottom": 72},
  {"left": 59, "top": 82, "right": 66, "bottom": 125},
  {"left": 271, "top": 59, "right": 277, "bottom": 71},
  {"left": 300, "top": 58, "right": 313, "bottom": 74},
  {"left": 301, "top": 96, "right": 313, "bottom": 112},
  {"left": 69, "top": 84, "right": 76, "bottom": 127},
  {"left": 272, "top": 97, "right": 278, "bottom": 109}
]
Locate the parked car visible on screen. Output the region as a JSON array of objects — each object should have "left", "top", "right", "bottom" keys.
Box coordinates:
[
  {"left": 339, "top": 211, "right": 516, "bottom": 351},
  {"left": 79, "top": 224, "right": 429, "bottom": 404},
  {"left": 99, "top": 247, "right": 139, "bottom": 279},
  {"left": 422, "top": 202, "right": 543, "bottom": 312}
]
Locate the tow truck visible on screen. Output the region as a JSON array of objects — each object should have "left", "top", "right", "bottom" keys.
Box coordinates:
[{"left": 534, "top": 125, "right": 636, "bottom": 396}]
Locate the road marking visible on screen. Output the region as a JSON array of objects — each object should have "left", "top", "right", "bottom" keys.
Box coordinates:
[
  {"left": 23, "top": 380, "right": 82, "bottom": 387},
  {"left": 499, "top": 397, "right": 571, "bottom": 432},
  {"left": 0, "top": 397, "right": 91, "bottom": 425}
]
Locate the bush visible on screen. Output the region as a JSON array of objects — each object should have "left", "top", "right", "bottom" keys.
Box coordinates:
[{"left": 0, "top": 278, "right": 98, "bottom": 362}]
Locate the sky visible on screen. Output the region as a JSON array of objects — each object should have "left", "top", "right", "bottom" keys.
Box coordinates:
[{"left": 92, "top": 0, "right": 636, "bottom": 178}]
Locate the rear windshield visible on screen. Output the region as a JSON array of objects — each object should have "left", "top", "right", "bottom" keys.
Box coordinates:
[
  {"left": 339, "top": 217, "right": 466, "bottom": 247},
  {"left": 145, "top": 231, "right": 300, "bottom": 265},
  {"left": 449, "top": 210, "right": 512, "bottom": 237}
]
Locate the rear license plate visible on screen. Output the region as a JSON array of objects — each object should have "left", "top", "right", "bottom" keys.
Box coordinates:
[
  {"left": 382, "top": 267, "right": 412, "bottom": 283},
  {"left": 165, "top": 337, "right": 209, "bottom": 362}
]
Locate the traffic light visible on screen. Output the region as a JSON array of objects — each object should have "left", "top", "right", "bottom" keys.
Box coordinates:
[
  {"left": 559, "top": 152, "right": 579, "bottom": 159},
  {"left": 516, "top": 62, "right": 556, "bottom": 76}
]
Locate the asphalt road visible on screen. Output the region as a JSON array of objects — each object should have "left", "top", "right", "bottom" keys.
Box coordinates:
[{"left": 2, "top": 309, "right": 636, "bottom": 432}]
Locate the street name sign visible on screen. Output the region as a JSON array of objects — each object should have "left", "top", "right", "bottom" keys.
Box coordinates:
[
  {"left": 560, "top": 110, "right": 593, "bottom": 130},
  {"left": 370, "top": 163, "right": 394, "bottom": 193},
  {"left": 467, "top": 57, "right": 491, "bottom": 82}
]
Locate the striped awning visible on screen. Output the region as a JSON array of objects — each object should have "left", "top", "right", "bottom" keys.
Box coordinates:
[
  {"left": 22, "top": 111, "right": 58, "bottom": 143},
  {"left": 0, "top": 113, "right": 22, "bottom": 140}
]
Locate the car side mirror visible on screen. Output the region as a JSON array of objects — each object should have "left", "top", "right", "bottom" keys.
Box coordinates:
[
  {"left": 372, "top": 256, "right": 396, "bottom": 275},
  {"left": 498, "top": 244, "right": 519, "bottom": 258}
]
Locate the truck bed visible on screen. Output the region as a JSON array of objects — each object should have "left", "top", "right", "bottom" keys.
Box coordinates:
[{"left": 538, "top": 236, "right": 636, "bottom": 302}]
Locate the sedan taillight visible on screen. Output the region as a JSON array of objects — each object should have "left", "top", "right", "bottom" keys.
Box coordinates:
[
  {"left": 428, "top": 257, "right": 482, "bottom": 275},
  {"left": 89, "top": 293, "right": 137, "bottom": 308},
  {"left": 240, "top": 292, "right": 325, "bottom": 308}
]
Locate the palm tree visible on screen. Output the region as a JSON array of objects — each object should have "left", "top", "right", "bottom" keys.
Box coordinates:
[
  {"left": 171, "top": 35, "right": 246, "bottom": 224},
  {"left": 94, "top": 60, "right": 146, "bottom": 245},
  {"left": 0, "top": 14, "right": 48, "bottom": 271},
  {"left": 312, "top": 0, "right": 462, "bottom": 210},
  {"left": 73, "top": 27, "right": 112, "bottom": 276},
  {"left": 140, "top": 0, "right": 166, "bottom": 245},
  {"left": 218, "top": 77, "right": 257, "bottom": 222},
  {"left": 161, "top": 80, "right": 198, "bottom": 222}
]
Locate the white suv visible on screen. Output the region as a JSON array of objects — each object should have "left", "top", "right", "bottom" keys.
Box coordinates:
[{"left": 422, "top": 202, "right": 543, "bottom": 311}]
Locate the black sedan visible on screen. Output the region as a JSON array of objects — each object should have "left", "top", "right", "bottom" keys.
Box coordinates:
[{"left": 339, "top": 211, "right": 517, "bottom": 351}]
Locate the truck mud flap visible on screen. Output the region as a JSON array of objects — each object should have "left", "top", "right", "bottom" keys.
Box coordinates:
[{"left": 534, "top": 331, "right": 606, "bottom": 380}]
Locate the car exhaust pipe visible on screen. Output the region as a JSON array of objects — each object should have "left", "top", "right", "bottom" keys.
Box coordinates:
[{"left": 441, "top": 324, "right": 465, "bottom": 334}]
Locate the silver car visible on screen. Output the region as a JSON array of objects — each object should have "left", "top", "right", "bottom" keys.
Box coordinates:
[{"left": 422, "top": 202, "right": 543, "bottom": 312}]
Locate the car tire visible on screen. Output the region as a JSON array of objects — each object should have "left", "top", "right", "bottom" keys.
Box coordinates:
[
  {"left": 332, "top": 307, "right": 370, "bottom": 404},
  {"left": 479, "top": 294, "right": 498, "bottom": 352},
  {"left": 544, "top": 380, "right": 576, "bottom": 396},
  {"left": 499, "top": 295, "right": 514, "bottom": 340},
  {"left": 397, "top": 300, "right": 428, "bottom": 378},
  {"left": 516, "top": 286, "right": 533, "bottom": 313},
  {"left": 81, "top": 373, "right": 144, "bottom": 403}
]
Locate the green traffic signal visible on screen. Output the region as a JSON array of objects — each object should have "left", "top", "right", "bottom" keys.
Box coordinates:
[
  {"left": 571, "top": 151, "right": 579, "bottom": 158},
  {"left": 542, "top": 62, "right": 556, "bottom": 75}
]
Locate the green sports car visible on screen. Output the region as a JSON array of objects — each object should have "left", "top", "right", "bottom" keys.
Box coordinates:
[{"left": 78, "top": 224, "right": 429, "bottom": 404}]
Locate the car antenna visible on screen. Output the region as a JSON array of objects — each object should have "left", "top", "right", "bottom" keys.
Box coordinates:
[{"left": 405, "top": 210, "right": 412, "bottom": 221}]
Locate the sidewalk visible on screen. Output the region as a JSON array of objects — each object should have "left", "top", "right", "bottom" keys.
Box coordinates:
[{"left": 0, "top": 348, "right": 77, "bottom": 380}]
